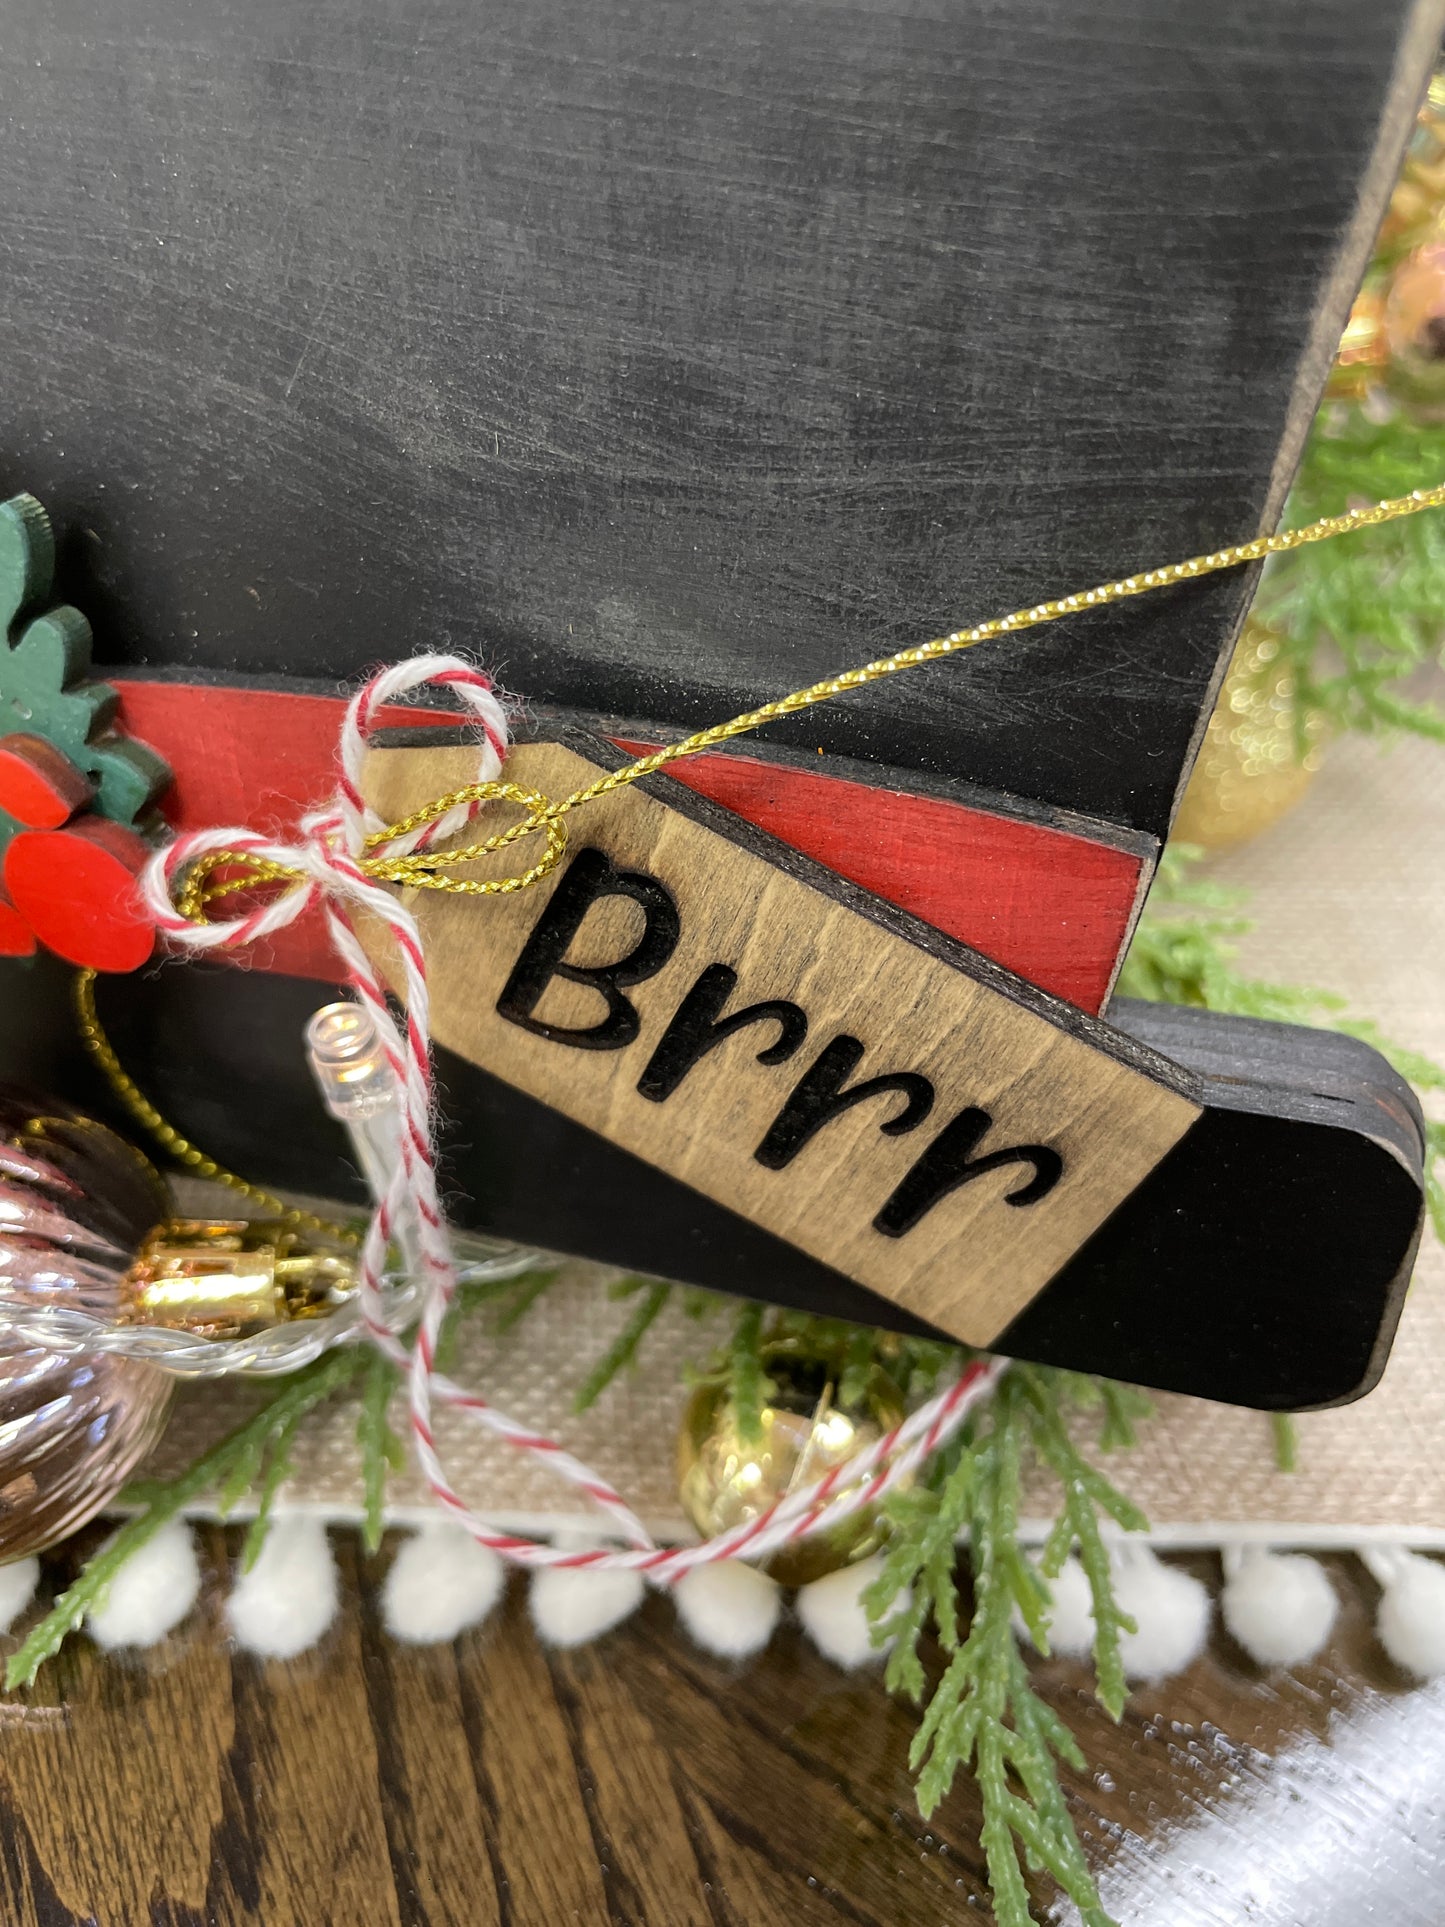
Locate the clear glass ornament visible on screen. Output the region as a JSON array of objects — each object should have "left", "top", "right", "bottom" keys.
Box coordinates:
[{"left": 0, "top": 1087, "right": 176, "bottom": 1559}]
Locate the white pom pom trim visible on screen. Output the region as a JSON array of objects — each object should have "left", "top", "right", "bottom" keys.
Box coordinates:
[
  {"left": 796, "top": 1554, "right": 896, "bottom": 1669},
  {"left": 36, "top": 1506, "right": 1445, "bottom": 1697},
  {"left": 228, "top": 1514, "right": 339, "bottom": 1659},
  {"left": 1365, "top": 1547, "right": 1445, "bottom": 1679},
  {"left": 1014, "top": 1553, "right": 1096, "bottom": 1660},
  {"left": 674, "top": 1559, "right": 780, "bottom": 1659},
  {"left": 383, "top": 1523, "right": 506, "bottom": 1645},
  {"left": 1221, "top": 1546, "right": 1337, "bottom": 1669},
  {"left": 529, "top": 1537, "right": 645, "bottom": 1649},
  {"left": 87, "top": 1520, "right": 202, "bottom": 1651},
  {"left": 0, "top": 1555, "right": 39, "bottom": 1635},
  {"left": 1111, "top": 1544, "right": 1211, "bottom": 1683}
]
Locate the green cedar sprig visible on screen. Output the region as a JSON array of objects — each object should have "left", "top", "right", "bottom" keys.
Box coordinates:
[
  {"left": 1023, "top": 1371, "right": 1147, "bottom": 1722},
  {"left": 573, "top": 1277, "right": 674, "bottom": 1412},
  {"left": 1271, "top": 1411, "right": 1299, "bottom": 1475},
  {"left": 358, "top": 1349, "right": 406, "bottom": 1554},
  {"left": 864, "top": 1367, "right": 1143, "bottom": 1926},
  {"left": 1120, "top": 848, "right": 1445, "bottom": 1237},
  {"left": 240, "top": 1399, "right": 308, "bottom": 1572},
  {"left": 1260, "top": 405, "right": 1445, "bottom": 746},
  {"left": 724, "top": 1300, "right": 774, "bottom": 1447},
  {"left": 6, "top": 1345, "right": 370, "bottom": 1689}
]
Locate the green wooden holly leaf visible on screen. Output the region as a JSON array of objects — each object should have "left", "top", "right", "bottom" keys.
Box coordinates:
[
  {"left": 0, "top": 493, "right": 170, "bottom": 848},
  {"left": 0, "top": 493, "right": 55, "bottom": 638}
]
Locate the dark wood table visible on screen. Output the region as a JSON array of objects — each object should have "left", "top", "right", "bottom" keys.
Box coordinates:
[{"left": 0, "top": 1534, "right": 1435, "bottom": 1926}]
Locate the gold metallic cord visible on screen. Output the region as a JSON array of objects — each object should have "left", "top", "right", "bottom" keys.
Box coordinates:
[{"left": 164, "top": 480, "right": 1445, "bottom": 911}]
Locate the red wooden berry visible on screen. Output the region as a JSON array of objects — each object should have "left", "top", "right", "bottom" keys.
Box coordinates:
[
  {"left": 0, "top": 733, "right": 93, "bottom": 829},
  {"left": 0, "top": 886, "right": 36, "bottom": 958},
  {"left": 4, "top": 820, "right": 155, "bottom": 972}
]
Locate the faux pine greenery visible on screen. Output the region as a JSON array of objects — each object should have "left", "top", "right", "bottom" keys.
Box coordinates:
[
  {"left": 863, "top": 1369, "right": 1150, "bottom": 1926},
  {"left": 1261, "top": 406, "right": 1445, "bottom": 748},
  {"left": 1120, "top": 850, "right": 1445, "bottom": 1241}
]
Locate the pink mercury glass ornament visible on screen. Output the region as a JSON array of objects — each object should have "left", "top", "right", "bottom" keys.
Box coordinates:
[{"left": 0, "top": 1087, "right": 176, "bottom": 1560}]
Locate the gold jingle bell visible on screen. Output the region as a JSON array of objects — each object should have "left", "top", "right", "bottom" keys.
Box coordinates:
[
  {"left": 677, "top": 1338, "right": 905, "bottom": 1589},
  {"left": 1327, "top": 282, "right": 1390, "bottom": 403},
  {"left": 1174, "top": 619, "right": 1326, "bottom": 851}
]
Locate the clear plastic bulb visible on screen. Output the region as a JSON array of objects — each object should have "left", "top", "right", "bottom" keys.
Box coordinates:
[
  {"left": 304, "top": 1002, "right": 406, "bottom": 1212},
  {"left": 305, "top": 1000, "right": 548, "bottom": 1293}
]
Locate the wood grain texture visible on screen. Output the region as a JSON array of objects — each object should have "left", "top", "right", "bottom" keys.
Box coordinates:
[
  {"left": 0, "top": 1530, "right": 1439, "bottom": 1926},
  {"left": 361, "top": 737, "right": 1199, "bottom": 1344},
  {"left": 0, "top": 1, "right": 1434, "bottom": 838}
]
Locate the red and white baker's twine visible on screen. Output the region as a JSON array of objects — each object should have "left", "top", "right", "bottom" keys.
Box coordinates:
[{"left": 140, "top": 655, "right": 1004, "bottom": 1576}]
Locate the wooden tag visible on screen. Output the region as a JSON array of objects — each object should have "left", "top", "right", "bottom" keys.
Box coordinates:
[{"left": 361, "top": 736, "right": 1201, "bottom": 1346}]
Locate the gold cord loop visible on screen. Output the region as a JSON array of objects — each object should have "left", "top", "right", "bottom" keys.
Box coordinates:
[{"left": 362, "top": 780, "right": 569, "bottom": 894}]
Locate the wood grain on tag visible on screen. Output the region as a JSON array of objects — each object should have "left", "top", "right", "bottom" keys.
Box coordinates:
[{"left": 362, "top": 738, "right": 1201, "bottom": 1345}]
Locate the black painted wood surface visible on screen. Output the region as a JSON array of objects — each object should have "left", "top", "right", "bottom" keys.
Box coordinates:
[
  {"left": 4, "top": 957, "right": 1414, "bottom": 1410},
  {"left": 0, "top": 0, "right": 1436, "bottom": 836}
]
